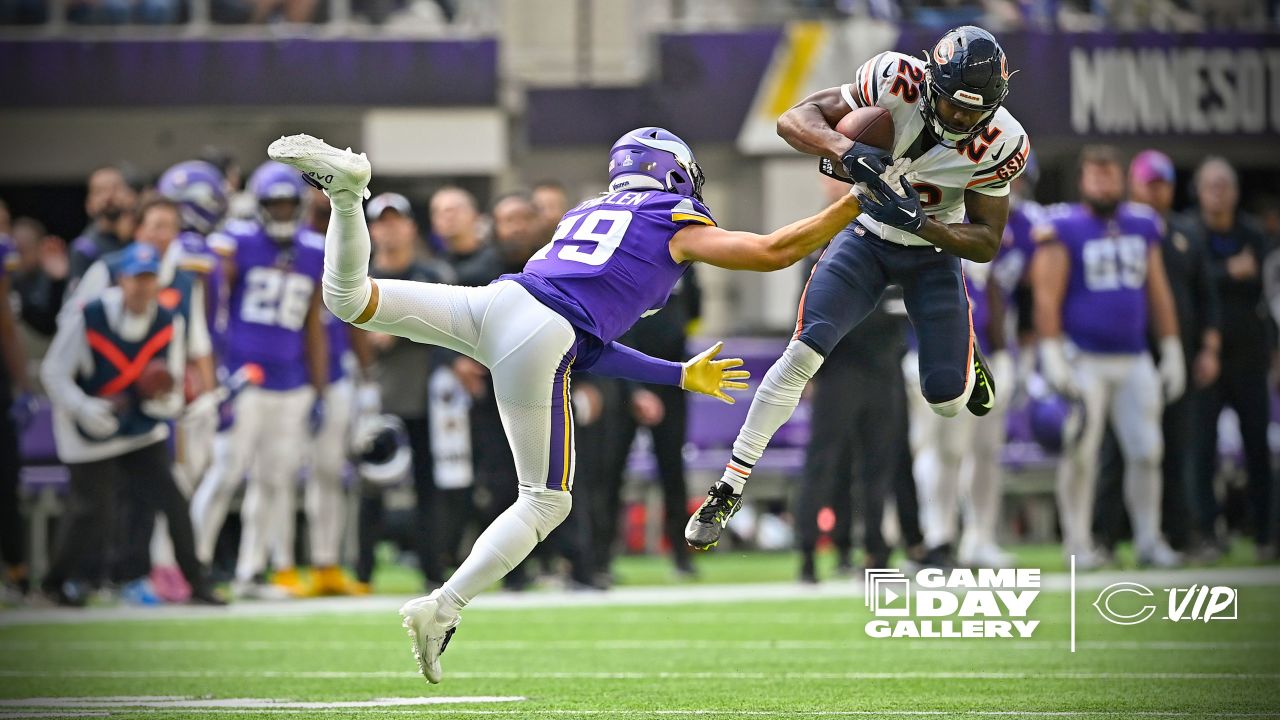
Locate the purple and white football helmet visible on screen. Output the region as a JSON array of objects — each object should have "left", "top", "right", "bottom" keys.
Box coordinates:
[
  {"left": 1025, "top": 374, "right": 1085, "bottom": 453},
  {"left": 607, "top": 127, "right": 705, "bottom": 201},
  {"left": 157, "top": 160, "right": 226, "bottom": 236},
  {"left": 249, "top": 161, "right": 309, "bottom": 242}
]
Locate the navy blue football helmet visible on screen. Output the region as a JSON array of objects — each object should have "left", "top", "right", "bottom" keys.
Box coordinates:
[{"left": 920, "top": 26, "right": 1012, "bottom": 148}]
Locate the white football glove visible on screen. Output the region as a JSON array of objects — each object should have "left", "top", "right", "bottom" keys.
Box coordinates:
[
  {"left": 1038, "top": 337, "right": 1079, "bottom": 397},
  {"left": 75, "top": 396, "right": 119, "bottom": 439},
  {"left": 1157, "top": 336, "right": 1186, "bottom": 403}
]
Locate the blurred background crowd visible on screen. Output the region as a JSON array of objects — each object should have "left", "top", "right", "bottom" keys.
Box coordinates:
[
  {"left": 0, "top": 0, "right": 1277, "bottom": 607},
  {"left": 1, "top": 0, "right": 1277, "bottom": 30}
]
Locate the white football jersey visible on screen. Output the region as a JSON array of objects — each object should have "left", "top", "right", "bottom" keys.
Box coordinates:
[{"left": 840, "top": 51, "right": 1031, "bottom": 248}]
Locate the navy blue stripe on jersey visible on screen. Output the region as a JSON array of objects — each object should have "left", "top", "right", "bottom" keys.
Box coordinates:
[{"left": 869, "top": 53, "right": 892, "bottom": 105}]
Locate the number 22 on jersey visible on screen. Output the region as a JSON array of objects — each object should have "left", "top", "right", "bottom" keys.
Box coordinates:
[{"left": 530, "top": 209, "right": 634, "bottom": 267}]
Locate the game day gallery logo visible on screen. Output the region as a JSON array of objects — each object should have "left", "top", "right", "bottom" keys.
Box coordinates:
[{"left": 863, "top": 568, "right": 1041, "bottom": 639}]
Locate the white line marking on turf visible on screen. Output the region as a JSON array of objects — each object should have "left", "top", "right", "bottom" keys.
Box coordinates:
[
  {"left": 1069, "top": 554, "right": 1076, "bottom": 654},
  {"left": 1, "top": 709, "right": 1278, "bottom": 718},
  {"left": 3, "top": 566, "right": 1277, "bottom": 627},
  {"left": 0, "top": 713, "right": 110, "bottom": 719},
  {"left": 1, "top": 639, "right": 1272, "bottom": 652},
  {"left": 0, "top": 697, "right": 524, "bottom": 709},
  {"left": 0, "top": 670, "right": 1275, "bottom": 681}
]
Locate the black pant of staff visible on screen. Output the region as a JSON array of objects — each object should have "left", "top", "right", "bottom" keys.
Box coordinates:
[{"left": 42, "top": 440, "right": 216, "bottom": 603}]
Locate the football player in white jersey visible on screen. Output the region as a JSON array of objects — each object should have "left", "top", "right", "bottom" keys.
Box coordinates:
[{"left": 688, "top": 26, "right": 1032, "bottom": 550}]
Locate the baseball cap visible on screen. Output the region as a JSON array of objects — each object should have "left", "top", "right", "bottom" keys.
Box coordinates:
[
  {"left": 1130, "top": 150, "right": 1175, "bottom": 185},
  {"left": 366, "top": 192, "right": 413, "bottom": 222},
  {"left": 118, "top": 243, "right": 160, "bottom": 277}
]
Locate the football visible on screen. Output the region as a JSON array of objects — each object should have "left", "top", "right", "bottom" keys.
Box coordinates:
[
  {"left": 136, "top": 359, "right": 175, "bottom": 400},
  {"left": 835, "top": 105, "right": 895, "bottom": 152}
]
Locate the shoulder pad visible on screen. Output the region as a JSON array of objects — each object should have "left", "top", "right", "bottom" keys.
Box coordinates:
[
  {"left": 668, "top": 197, "right": 717, "bottom": 227},
  {"left": 297, "top": 230, "right": 325, "bottom": 251},
  {"left": 843, "top": 51, "right": 916, "bottom": 110}
]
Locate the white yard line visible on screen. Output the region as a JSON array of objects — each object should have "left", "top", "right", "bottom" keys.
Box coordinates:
[
  {"left": 0, "top": 697, "right": 524, "bottom": 709},
  {"left": 0, "top": 670, "right": 1275, "bottom": 681},
  {"left": 3, "top": 566, "right": 1277, "bottom": 627},
  {"left": 0, "top": 639, "right": 1272, "bottom": 652},
  {"left": 0, "top": 705, "right": 1279, "bottom": 718}
]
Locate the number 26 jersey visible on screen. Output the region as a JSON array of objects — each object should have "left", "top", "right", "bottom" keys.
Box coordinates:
[
  {"left": 506, "top": 190, "right": 716, "bottom": 344},
  {"left": 209, "top": 219, "right": 325, "bottom": 391}
]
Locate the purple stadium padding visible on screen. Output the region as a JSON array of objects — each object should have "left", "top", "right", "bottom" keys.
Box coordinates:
[{"left": 19, "top": 399, "right": 58, "bottom": 464}]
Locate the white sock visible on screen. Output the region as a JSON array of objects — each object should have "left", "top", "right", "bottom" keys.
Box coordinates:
[
  {"left": 719, "top": 340, "right": 823, "bottom": 493},
  {"left": 322, "top": 190, "right": 375, "bottom": 323},
  {"left": 436, "top": 488, "right": 571, "bottom": 621}
]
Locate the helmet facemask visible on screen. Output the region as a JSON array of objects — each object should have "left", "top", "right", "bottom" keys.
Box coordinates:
[{"left": 920, "top": 67, "right": 1000, "bottom": 149}]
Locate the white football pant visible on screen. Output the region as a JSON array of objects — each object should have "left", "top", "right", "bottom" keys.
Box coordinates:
[
  {"left": 299, "top": 376, "right": 354, "bottom": 568},
  {"left": 1056, "top": 352, "right": 1164, "bottom": 556},
  {"left": 190, "top": 384, "right": 314, "bottom": 581},
  {"left": 905, "top": 352, "right": 1007, "bottom": 556}
]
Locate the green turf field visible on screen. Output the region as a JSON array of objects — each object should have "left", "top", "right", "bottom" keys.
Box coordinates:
[{"left": 2, "top": 556, "right": 1278, "bottom": 719}]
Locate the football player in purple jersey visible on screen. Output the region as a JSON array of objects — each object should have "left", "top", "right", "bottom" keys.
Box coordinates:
[
  {"left": 1031, "top": 145, "right": 1184, "bottom": 570},
  {"left": 189, "top": 161, "right": 329, "bottom": 599},
  {"left": 270, "top": 126, "right": 861, "bottom": 683}
]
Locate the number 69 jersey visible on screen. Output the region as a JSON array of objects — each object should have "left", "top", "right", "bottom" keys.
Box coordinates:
[
  {"left": 209, "top": 219, "right": 325, "bottom": 391},
  {"left": 1042, "top": 201, "right": 1162, "bottom": 355},
  {"left": 505, "top": 190, "right": 714, "bottom": 344},
  {"left": 843, "top": 51, "right": 1031, "bottom": 249}
]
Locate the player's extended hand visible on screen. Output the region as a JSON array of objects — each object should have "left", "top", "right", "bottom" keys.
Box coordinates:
[
  {"left": 680, "top": 341, "right": 750, "bottom": 404},
  {"left": 840, "top": 142, "right": 891, "bottom": 186},
  {"left": 860, "top": 176, "right": 926, "bottom": 233}
]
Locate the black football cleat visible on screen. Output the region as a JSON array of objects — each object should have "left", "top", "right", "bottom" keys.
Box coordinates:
[
  {"left": 966, "top": 346, "right": 997, "bottom": 417},
  {"left": 684, "top": 482, "right": 742, "bottom": 551}
]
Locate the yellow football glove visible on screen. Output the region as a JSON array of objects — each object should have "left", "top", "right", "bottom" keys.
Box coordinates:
[{"left": 680, "top": 341, "right": 750, "bottom": 404}]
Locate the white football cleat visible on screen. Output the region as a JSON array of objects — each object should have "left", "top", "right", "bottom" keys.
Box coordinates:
[
  {"left": 267, "top": 133, "right": 371, "bottom": 200},
  {"left": 399, "top": 590, "right": 459, "bottom": 684}
]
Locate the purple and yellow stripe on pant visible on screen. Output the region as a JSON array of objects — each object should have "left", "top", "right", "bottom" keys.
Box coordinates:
[{"left": 545, "top": 351, "right": 576, "bottom": 491}]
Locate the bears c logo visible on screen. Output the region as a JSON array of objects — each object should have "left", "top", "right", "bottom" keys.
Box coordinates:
[
  {"left": 933, "top": 38, "right": 955, "bottom": 65},
  {"left": 999, "top": 53, "right": 1009, "bottom": 80}
]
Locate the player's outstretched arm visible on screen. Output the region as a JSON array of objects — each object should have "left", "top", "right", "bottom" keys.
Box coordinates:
[
  {"left": 669, "top": 194, "right": 861, "bottom": 272},
  {"left": 589, "top": 340, "right": 750, "bottom": 405}
]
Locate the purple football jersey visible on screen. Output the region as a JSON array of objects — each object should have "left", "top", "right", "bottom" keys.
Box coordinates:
[
  {"left": 990, "top": 200, "right": 1043, "bottom": 299},
  {"left": 211, "top": 219, "right": 325, "bottom": 390},
  {"left": 963, "top": 261, "right": 995, "bottom": 354},
  {"left": 506, "top": 191, "right": 715, "bottom": 344},
  {"left": 1050, "top": 202, "right": 1160, "bottom": 354}
]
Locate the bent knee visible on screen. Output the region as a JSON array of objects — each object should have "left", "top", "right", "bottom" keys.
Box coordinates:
[
  {"left": 922, "top": 369, "right": 969, "bottom": 417},
  {"left": 520, "top": 487, "right": 573, "bottom": 540}
]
